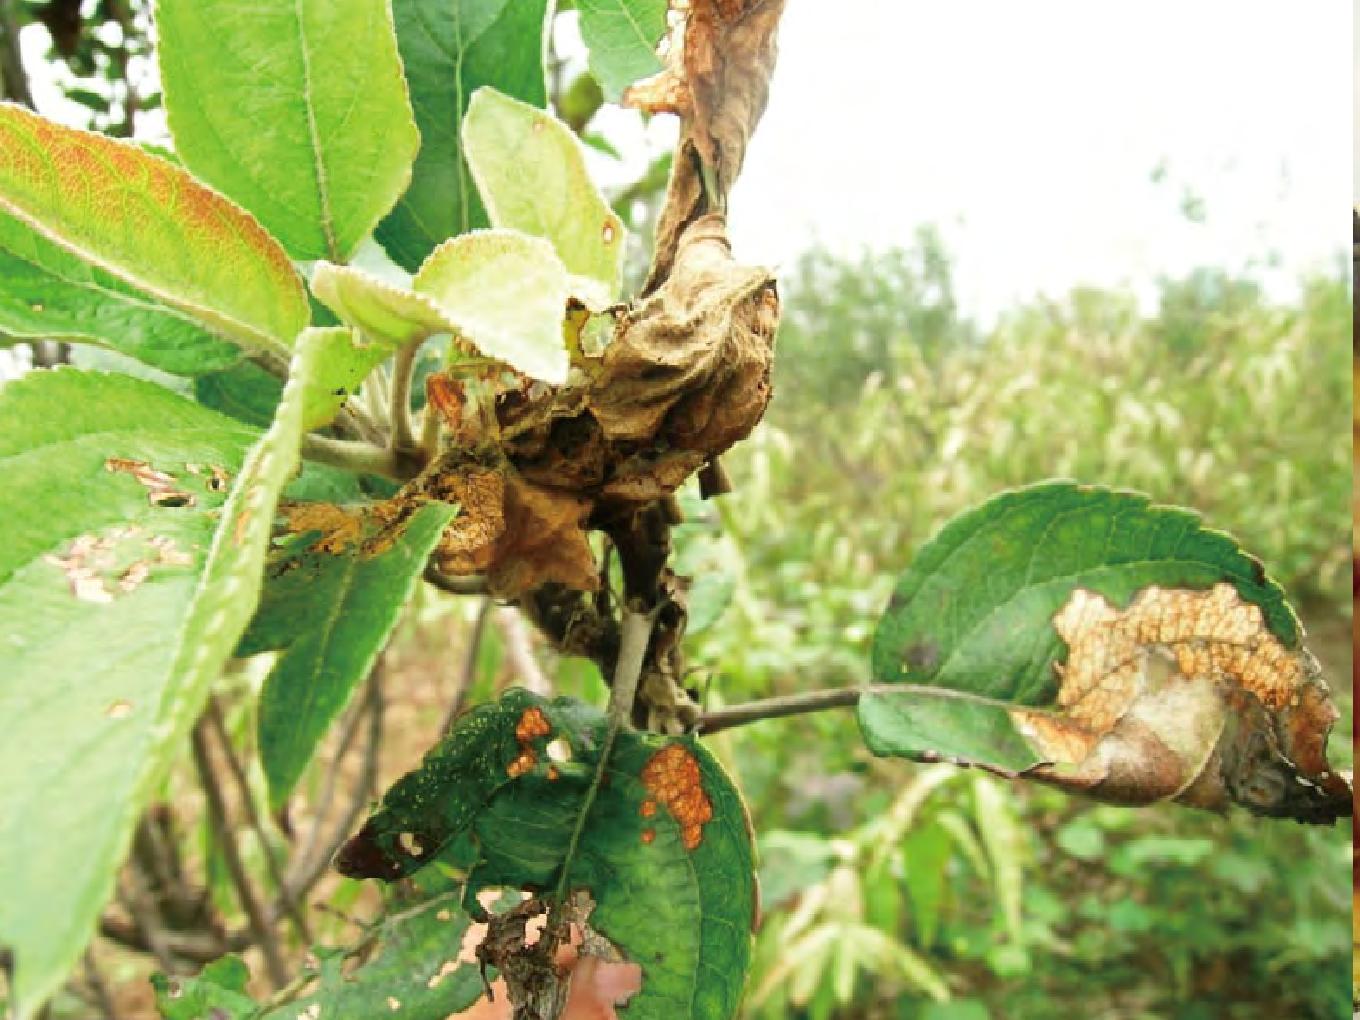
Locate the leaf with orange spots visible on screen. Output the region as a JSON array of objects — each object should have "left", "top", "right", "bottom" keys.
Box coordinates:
[
  {"left": 463, "top": 88, "right": 626, "bottom": 304},
  {"left": 338, "top": 689, "right": 757, "bottom": 1019},
  {"left": 154, "top": 887, "right": 484, "bottom": 1020},
  {"left": 862, "top": 482, "right": 1351, "bottom": 824},
  {"left": 0, "top": 103, "right": 307, "bottom": 365}
]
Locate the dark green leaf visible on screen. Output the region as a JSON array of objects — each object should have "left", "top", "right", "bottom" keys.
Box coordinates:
[
  {"left": 241, "top": 501, "right": 457, "bottom": 807},
  {"left": 376, "top": 0, "right": 549, "bottom": 271},
  {"left": 194, "top": 361, "right": 283, "bottom": 427},
  {"left": 154, "top": 892, "right": 483, "bottom": 1020},
  {"left": 338, "top": 690, "right": 757, "bottom": 1019}
]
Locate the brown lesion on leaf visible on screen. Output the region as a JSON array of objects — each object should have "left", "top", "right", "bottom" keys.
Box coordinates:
[
  {"left": 105, "top": 457, "right": 196, "bottom": 508},
  {"left": 185, "top": 462, "right": 231, "bottom": 493},
  {"left": 44, "top": 526, "right": 194, "bottom": 603},
  {"left": 640, "top": 744, "right": 714, "bottom": 850},
  {"left": 278, "top": 500, "right": 415, "bottom": 560},
  {"left": 283, "top": 502, "right": 368, "bottom": 555},
  {"left": 1014, "top": 583, "right": 1350, "bottom": 822}
]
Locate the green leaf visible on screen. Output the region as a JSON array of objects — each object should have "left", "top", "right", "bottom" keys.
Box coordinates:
[
  {"left": 0, "top": 325, "right": 380, "bottom": 1016},
  {"left": 871, "top": 482, "right": 1298, "bottom": 694},
  {"left": 0, "top": 211, "right": 241, "bottom": 375},
  {"left": 153, "top": 892, "right": 483, "bottom": 1020},
  {"left": 857, "top": 482, "right": 1350, "bottom": 822},
  {"left": 0, "top": 370, "right": 256, "bottom": 1018},
  {"left": 157, "top": 0, "right": 419, "bottom": 262},
  {"left": 576, "top": 0, "right": 666, "bottom": 99},
  {"left": 413, "top": 229, "right": 572, "bottom": 383},
  {"left": 242, "top": 501, "right": 456, "bottom": 807},
  {"left": 858, "top": 692, "right": 1043, "bottom": 773},
  {"left": 376, "top": 0, "right": 550, "bottom": 272},
  {"left": 292, "top": 324, "right": 398, "bottom": 430},
  {"left": 463, "top": 87, "right": 625, "bottom": 301},
  {"left": 314, "top": 230, "right": 578, "bottom": 383},
  {"left": 194, "top": 361, "right": 284, "bottom": 428},
  {"left": 311, "top": 261, "right": 457, "bottom": 349},
  {"left": 337, "top": 690, "right": 756, "bottom": 1019},
  {"left": 901, "top": 823, "right": 951, "bottom": 947},
  {"left": 152, "top": 957, "right": 255, "bottom": 1020},
  {"left": 0, "top": 103, "right": 306, "bottom": 364}
]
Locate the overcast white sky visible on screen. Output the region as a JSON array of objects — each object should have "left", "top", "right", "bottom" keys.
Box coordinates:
[
  {"left": 21, "top": 2, "right": 1353, "bottom": 326},
  {"left": 723, "top": 0, "right": 1351, "bottom": 321}
]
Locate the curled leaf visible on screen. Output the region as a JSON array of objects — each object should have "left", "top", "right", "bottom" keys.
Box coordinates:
[{"left": 862, "top": 483, "right": 1351, "bottom": 824}]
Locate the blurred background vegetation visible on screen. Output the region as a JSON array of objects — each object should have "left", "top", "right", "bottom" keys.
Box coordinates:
[
  {"left": 1, "top": 3, "right": 1351, "bottom": 1018},
  {"left": 686, "top": 233, "right": 1354, "bottom": 1020}
]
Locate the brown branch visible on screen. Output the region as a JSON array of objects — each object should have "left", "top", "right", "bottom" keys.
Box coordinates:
[
  {"left": 698, "top": 457, "right": 732, "bottom": 498},
  {"left": 192, "top": 718, "right": 288, "bottom": 988},
  {"left": 99, "top": 913, "right": 228, "bottom": 965},
  {"left": 81, "top": 949, "right": 121, "bottom": 1020},
  {"left": 287, "top": 669, "right": 385, "bottom": 904},
  {"left": 297, "top": 684, "right": 369, "bottom": 871},
  {"left": 441, "top": 598, "right": 492, "bottom": 732},
  {"left": 107, "top": 0, "right": 138, "bottom": 137},
  {"left": 604, "top": 503, "right": 672, "bottom": 609},
  {"left": 494, "top": 605, "right": 552, "bottom": 695},
  {"left": 697, "top": 686, "right": 861, "bottom": 734},
  {"left": 424, "top": 563, "right": 489, "bottom": 595},
  {"left": 697, "top": 685, "right": 1033, "bottom": 780},
  {"left": 114, "top": 870, "right": 177, "bottom": 973},
  {"left": 389, "top": 343, "right": 419, "bottom": 455},
  {"left": 0, "top": 0, "right": 34, "bottom": 109},
  {"left": 301, "top": 434, "right": 411, "bottom": 481},
  {"left": 205, "top": 697, "right": 313, "bottom": 943}
]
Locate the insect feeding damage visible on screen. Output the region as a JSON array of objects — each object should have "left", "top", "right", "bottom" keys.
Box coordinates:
[
  {"left": 640, "top": 743, "right": 713, "bottom": 850},
  {"left": 105, "top": 456, "right": 197, "bottom": 507},
  {"left": 45, "top": 526, "right": 192, "bottom": 603},
  {"left": 1013, "top": 583, "right": 1350, "bottom": 822}
]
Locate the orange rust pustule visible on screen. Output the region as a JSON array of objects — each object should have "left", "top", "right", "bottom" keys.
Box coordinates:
[
  {"left": 516, "top": 707, "right": 552, "bottom": 743},
  {"left": 641, "top": 829, "right": 656, "bottom": 846},
  {"left": 506, "top": 751, "right": 536, "bottom": 779},
  {"left": 639, "top": 800, "right": 658, "bottom": 818},
  {"left": 505, "top": 707, "right": 553, "bottom": 779},
  {"left": 640, "top": 744, "right": 713, "bottom": 851}
]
